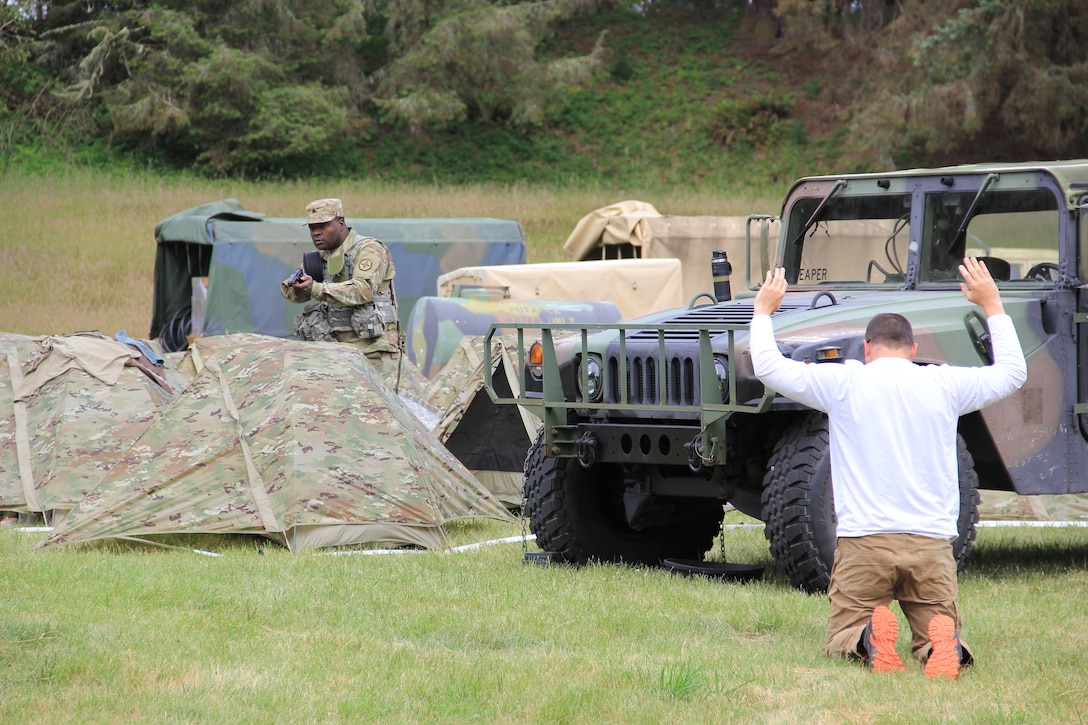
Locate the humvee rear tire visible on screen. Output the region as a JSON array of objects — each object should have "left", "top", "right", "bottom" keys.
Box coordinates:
[
  {"left": 760, "top": 412, "right": 980, "bottom": 594},
  {"left": 522, "top": 431, "right": 723, "bottom": 566}
]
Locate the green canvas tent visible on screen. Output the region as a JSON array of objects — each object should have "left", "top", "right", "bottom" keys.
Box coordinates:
[
  {"left": 39, "top": 334, "right": 515, "bottom": 552},
  {"left": 151, "top": 199, "right": 526, "bottom": 350}
]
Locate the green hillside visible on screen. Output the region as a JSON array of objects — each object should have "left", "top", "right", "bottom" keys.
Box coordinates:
[
  {"left": 1, "top": 5, "right": 833, "bottom": 188},
  {"left": 363, "top": 7, "right": 830, "bottom": 187},
  {"left": 4, "top": 1, "right": 1085, "bottom": 184}
]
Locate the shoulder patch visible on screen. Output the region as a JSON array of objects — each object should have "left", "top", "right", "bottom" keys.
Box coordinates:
[{"left": 358, "top": 258, "right": 374, "bottom": 273}]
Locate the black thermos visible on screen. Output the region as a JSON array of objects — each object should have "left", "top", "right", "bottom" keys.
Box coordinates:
[{"left": 712, "top": 249, "right": 732, "bottom": 302}]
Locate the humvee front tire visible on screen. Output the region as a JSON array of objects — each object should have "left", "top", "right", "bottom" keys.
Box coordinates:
[
  {"left": 522, "top": 431, "right": 723, "bottom": 565},
  {"left": 760, "top": 412, "right": 980, "bottom": 594}
]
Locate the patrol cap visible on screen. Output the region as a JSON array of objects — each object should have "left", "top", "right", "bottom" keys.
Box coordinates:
[{"left": 306, "top": 198, "right": 344, "bottom": 224}]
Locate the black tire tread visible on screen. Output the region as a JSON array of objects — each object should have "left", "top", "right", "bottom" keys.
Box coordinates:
[
  {"left": 522, "top": 430, "right": 722, "bottom": 566},
  {"left": 760, "top": 412, "right": 980, "bottom": 593}
]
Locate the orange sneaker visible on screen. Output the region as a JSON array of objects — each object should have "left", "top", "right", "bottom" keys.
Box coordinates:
[
  {"left": 862, "top": 605, "right": 904, "bottom": 673},
  {"left": 925, "top": 614, "right": 963, "bottom": 680}
]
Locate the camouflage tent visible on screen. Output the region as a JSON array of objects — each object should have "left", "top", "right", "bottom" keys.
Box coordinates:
[
  {"left": 978, "top": 490, "right": 1088, "bottom": 522},
  {"left": 39, "top": 334, "right": 515, "bottom": 552},
  {"left": 0, "top": 332, "right": 186, "bottom": 520},
  {"left": 0, "top": 332, "right": 45, "bottom": 513},
  {"left": 151, "top": 199, "right": 526, "bottom": 348},
  {"left": 417, "top": 335, "right": 541, "bottom": 507}
]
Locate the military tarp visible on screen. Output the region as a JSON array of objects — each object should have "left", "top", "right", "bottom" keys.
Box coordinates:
[
  {"left": 151, "top": 199, "right": 526, "bottom": 345},
  {"left": 435, "top": 258, "right": 686, "bottom": 321},
  {"left": 0, "top": 332, "right": 185, "bottom": 518},
  {"left": 406, "top": 295, "right": 622, "bottom": 379},
  {"left": 561, "top": 200, "right": 662, "bottom": 260},
  {"left": 39, "top": 334, "right": 516, "bottom": 552},
  {"left": 418, "top": 335, "right": 540, "bottom": 508},
  {"left": 977, "top": 490, "right": 1088, "bottom": 521},
  {"left": 562, "top": 201, "right": 782, "bottom": 303}
]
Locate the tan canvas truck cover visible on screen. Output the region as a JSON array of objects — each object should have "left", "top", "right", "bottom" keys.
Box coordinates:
[
  {"left": 639, "top": 215, "right": 780, "bottom": 302},
  {"left": 561, "top": 200, "right": 662, "bottom": 260},
  {"left": 562, "top": 202, "right": 781, "bottom": 303},
  {"left": 436, "top": 258, "right": 685, "bottom": 320}
]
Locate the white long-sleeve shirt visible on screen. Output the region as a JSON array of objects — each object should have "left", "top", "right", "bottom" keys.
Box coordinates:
[{"left": 749, "top": 313, "right": 1027, "bottom": 539}]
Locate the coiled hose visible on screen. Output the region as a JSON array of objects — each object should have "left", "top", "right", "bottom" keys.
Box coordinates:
[{"left": 160, "top": 306, "right": 192, "bottom": 352}]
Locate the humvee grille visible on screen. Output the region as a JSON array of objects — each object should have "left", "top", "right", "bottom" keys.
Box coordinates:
[
  {"left": 604, "top": 302, "right": 807, "bottom": 406},
  {"left": 609, "top": 355, "right": 697, "bottom": 405}
]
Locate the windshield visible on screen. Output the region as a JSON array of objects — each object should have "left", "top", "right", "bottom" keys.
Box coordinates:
[
  {"left": 780, "top": 182, "right": 1062, "bottom": 288},
  {"left": 920, "top": 188, "right": 1059, "bottom": 284},
  {"left": 782, "top": 193, "right": 912, "bottom": 286}
]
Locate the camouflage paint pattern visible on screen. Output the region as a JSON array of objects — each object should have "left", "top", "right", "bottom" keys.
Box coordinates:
[
  {"left": 978, "top": 490, "right": 1088, "bottom": 521},
  {"left": 40, "top": 333, "right": 515, "bottom": 552},
  {"left": 151, "top": 199, "right": 525, "bottom": 340},
  {"left": 1, "top": 332, "right": 187, "bottom": 516},
  {"left": 0, "top": 333, "right": 45, "bottom": 512},
  {"left": 411, "top": 334, "right": 540, "bottom": 507}
]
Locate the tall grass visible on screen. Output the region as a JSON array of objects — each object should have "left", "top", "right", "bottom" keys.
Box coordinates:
[
  {"left": 0, "top": 168, "right": 782, "bottom": 338},
  {"left": 3, "top": 521, "right": 1087, "bottom": 723}
]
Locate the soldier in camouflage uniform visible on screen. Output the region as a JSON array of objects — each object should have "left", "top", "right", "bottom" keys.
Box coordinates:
[{"left": 281, "top": 198, "right": 401, "bottom": 385}]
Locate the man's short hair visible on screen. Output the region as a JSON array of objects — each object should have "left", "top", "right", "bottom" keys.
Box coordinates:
[{"left": 865, "top": 313, "right": 914, "bottom": 349}]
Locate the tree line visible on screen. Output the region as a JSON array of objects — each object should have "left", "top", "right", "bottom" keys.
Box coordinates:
[{"left": 1, "top": 0, "right": 1086, "bottom": 178}]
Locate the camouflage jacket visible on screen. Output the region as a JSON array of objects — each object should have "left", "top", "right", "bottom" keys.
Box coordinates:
[{"left": 286, "top": 231, "right": 400, "bottom": 355}]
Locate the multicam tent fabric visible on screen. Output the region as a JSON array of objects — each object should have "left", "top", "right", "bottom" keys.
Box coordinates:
[
  {"left": 416, "top": 335, "right": 541, "bottom": 508},
  {"left": 39, "top": 334, "right": 515, "bottom": 552},
  {"left": 0, "top": 332, "right": 185, "bottom": 518},
  {"left": 0, "top": 332, "right": 43, "bottom": 512}
]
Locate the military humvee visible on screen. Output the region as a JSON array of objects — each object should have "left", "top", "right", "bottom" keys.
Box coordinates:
[{"left": 486, "top": 160, "right": 1088, "bottom": 593}]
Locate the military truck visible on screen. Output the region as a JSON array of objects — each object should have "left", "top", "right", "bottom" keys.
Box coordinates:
[{"left": 485, "top": 160, "right": 1088, "bottom": 593}]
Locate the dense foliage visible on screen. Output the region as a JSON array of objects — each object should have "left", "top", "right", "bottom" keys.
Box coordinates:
[
  {"left": 2, "top": 0, "right": 1086, "bottom": 181},
  {"left": 825, "top": 0, "right": 1088, "bottom": 168}
]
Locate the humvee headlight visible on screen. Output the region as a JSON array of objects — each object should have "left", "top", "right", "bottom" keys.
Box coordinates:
[
  {"left": 528, "top": 341, "right": 544, "bottom": 378},
  {"left": 578, "top": 356, "right": 603, "bottom": 402},
  {"left": 714, "top": 357, "right": 729, "bottom": 402},
  {"left": 815, "top": 346, "right": 844, "bottom": 362}
]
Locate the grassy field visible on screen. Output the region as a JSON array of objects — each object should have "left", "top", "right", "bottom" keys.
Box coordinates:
[
  {"left": 3, "top": 519, "right": 1087, "bottom": 723},
  {"left": 0, "top": 168, "right": 782, "bottom": 339},
  {"left": 2, "top": 168, "right": 1087, "bottom": 722}
]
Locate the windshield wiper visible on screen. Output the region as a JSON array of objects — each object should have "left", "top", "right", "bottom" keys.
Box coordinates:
[
  {"left": 789, "top": 179, "right": 846, "bottom": 247},
  {"left": 949, "top": 172, "right": 1000, "bottom": 257}
]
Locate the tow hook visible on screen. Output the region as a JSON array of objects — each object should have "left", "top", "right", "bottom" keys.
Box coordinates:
[
  {"left": 686, "top": 437, "right": 703, "bottom": 472},
  {"left": 576, "top": 431, "right": 598, "bottom": 468}
]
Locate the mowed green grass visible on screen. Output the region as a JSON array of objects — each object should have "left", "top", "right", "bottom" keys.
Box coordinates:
[
  {"left": 2, "top": 169, "right": 1087, "bottom": 722},
  {"left": 3, "top": 521, "right": 1088, "bottom": 723}
]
